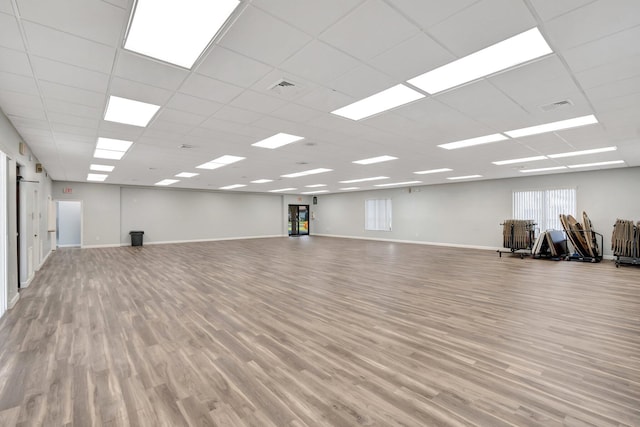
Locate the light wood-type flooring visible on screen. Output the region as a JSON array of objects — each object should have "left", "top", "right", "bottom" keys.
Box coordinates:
[{"left": 0, "top": 236, "right": 638, "bottom": 426}]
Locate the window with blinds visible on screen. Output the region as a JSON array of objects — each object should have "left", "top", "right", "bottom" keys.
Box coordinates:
[
  {"left": 365, "top": 199, "right": 392, "bottom": 231},
  {"left": 512, "top": 188, "right": 576, "bottom": 232}
]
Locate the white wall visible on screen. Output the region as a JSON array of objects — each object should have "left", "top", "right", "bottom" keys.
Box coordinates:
[
  {"left": 313, "top": 167, "right": 640, "bottom": 256},
  {"left": 56, "top": 201, "right": 81, "bottom": 247}
]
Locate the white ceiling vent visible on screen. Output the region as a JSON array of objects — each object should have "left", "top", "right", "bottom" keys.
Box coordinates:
[
  {"left": 268, "top": 78, "right": 302, "bottom": 97},
  {"left": 540, "top": 99, "right": 573, "bottom": 112}
]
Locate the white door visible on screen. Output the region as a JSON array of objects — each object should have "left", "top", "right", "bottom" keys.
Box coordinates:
[
  {"left": 0, "top": 152, "right": 7, "bottom": 318},
  {"left": 56, "top": 201, "right": 82, "bottom": 247},
  {"left": 29, "top": 188, "right": 38, "bottom": 278}
]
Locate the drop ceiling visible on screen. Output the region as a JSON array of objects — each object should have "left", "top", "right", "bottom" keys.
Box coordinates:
[{"left": 0, "top": 0, "right": 639, "bottom": 194}]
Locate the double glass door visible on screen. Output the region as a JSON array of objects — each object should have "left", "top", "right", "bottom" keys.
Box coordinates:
[{"left": 288, "top": 205, "right": 309, "bottom": 236}]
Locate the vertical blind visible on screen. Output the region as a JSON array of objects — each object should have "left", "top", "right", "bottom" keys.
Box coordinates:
[
  {"left": 513, "top": 188, "right": 576, "bottom": 231},
  {"left": 365, "top": 199, "right": 392, "bottom": 231}
]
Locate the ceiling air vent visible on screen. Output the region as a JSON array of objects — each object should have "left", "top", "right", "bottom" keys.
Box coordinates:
[
  {"left": 268, "top": 78, "right": 301, "bottom": 97},
  {"left": 540, "top": 99, "right": 573, "bottom": 112}
]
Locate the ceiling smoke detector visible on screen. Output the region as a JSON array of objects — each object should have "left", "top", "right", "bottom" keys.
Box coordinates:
[{"left": 540, "top": 99, "right": 573, "bottom": 112}]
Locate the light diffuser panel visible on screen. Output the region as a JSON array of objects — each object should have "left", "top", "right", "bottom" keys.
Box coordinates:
[
  {"left": 94, "top": 149, "right": 125, "bottom": 160},
  {"left": 90, "top": 164, "right": 115, "bottom": 172},
  {"left": 96, "top": 137, "right": 133, "bottom": 152},
  {"left": 438, "top": 134, "right": 507, "bottom": 150},
  {"left": 252, "top": 133, "right": 304, "bottom": 149},
  {"left": 353, "top": 155, "right": 398, "bottom": 165},
  {"left": 87, "top": 173, "right": 108, "bottom": 182},
  {"left": 505, "top": 115, "right": 598, "bottom": 138},
  {"left": 331, "top": 84, "right": 425, "bottom": 121},
  {"left": 104, "top": 96, "right": 160, "bottom": 127}
]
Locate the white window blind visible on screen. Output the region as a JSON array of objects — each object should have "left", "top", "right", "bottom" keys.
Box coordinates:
[
  {"left": 513, "top": 188, "right": 576, "bottom": 232},
  {"left": 365, "top": 199, "right": 392, "bottom": 231}
]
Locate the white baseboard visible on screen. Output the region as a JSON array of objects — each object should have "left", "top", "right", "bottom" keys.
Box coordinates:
[
  {"left": 313, "top": 234, "right": 498, "bottom": 251},
  {"left": 136, "top": 234, "right": 285, "bottom": 246},
  {"left": 8, "top": 292, "right": 19, "bottom": 309},
  {"left": 37, "top": 249, "right": 52, "bottom": 270},
  {"left": 57, "top": 244, "right": 81, "bottom": 248},
  {"left": 82, "top": 243, "right": 122, "bottom": 249}
]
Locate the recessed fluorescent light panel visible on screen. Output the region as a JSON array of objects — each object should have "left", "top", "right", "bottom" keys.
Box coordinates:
[
  {"left": 252, "top": 133, "right": 304, "bottom": 149},
  {"left": 492, "top": 156, "right": 547, "bottom": 165},
  {"left": 301, "top": 190, "right": 329, "bottom": 195},
  {"left": 220, "top": 184, "right": 246, "bottom": 190},
  {"left": 408, "top": 28, "right": 552, "bottom": 94},
  {"left": 269, "top": 188, "right": 297, "bottom": 193},
  {"left": 97, "top": 137, "right": 133, "bottom": 152},
  {"left": 87, "top": 173, "right": 108, "bottom": 182},
  {"left": 520, "top": 166, "right": 567, "bottom": 173},
  {"left": 175, "top": 172, "right": 199, "bottom": 178},
  {"left": 353, "top": 155, "right": 398, "bottom": 165},
  {"left": 339, "top": 176, "right": 389, "bottom": 184},
  {"left": 331, "top": 84, "right": 425, "bottom": 121},
  {"left": 374, "top": 181, "right": 422, "bottom": 187},
  {"left": 305, "top": 184, "right": 327, "bottom": 188},
  {"left": 340, "top": 187, "right": 360, "bottom": 191},
  {"left": 567, "top": 160, "right": 625, "bottom": 169},
  {"left": 414, "top": 168, "right": 453, "bottom": 175},
  {"left": 196, "top": 155, "right": 245, "bottom": 170},
  {"left": 125, "top": 0, "right": 239, "bottom": 68},
  {"left": 505, "top": 115, "right": 598, "bottom": 138},
  {"left": 251, "top": 179, "right": 273, "bottom": 184},
  {"left": 438, "top": 134, "right": 508, "bottom": 150},
  {"left": 547, "top": 146, "right": 617, "bottom": 159},
  {"left": 104, "top": 96, "right": 160, "bottom": 127},
  {"left": 90, "top": 164, "right": 115, "bottom": 172},
  {"left": 281, "top": 168, "right": 333, "bottom": 178},
  {"left": 94, "top": 149, "right": 125, "bottom": 160},
  {"left": 446, "top": 175, "right": 483, "bottom": 180},
  {"left": 155, "top": 179, "right": 179, "bottom": 186}
]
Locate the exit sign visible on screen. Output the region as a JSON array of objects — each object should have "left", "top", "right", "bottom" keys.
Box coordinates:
[{"left": 63, "top": 187, "right": 72, "bottom": 194}]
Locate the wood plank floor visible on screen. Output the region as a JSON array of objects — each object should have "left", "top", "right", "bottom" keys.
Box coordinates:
[{"left": 0, "top": 236, "right": 638, "bottom": 426}]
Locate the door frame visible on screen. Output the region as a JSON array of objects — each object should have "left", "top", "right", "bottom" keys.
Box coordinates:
[
  {"left": 55, "top": 199, "right": 83, "bottom": 248},
  {"left": 288, "top": 204, "right": 310, "bottom": 236}
]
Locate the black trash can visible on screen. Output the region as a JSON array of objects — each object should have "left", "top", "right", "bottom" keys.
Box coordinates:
[{"left": 130, "top": 231, "right": 144, "bottom": 246}]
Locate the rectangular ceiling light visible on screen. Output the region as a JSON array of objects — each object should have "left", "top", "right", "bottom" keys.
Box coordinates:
[
  {"left": 305, "top": 184, "right": 327, "bottom": 188},
  {"left": 339, "top": 176, "right": 389, "bottom": 184},
  {"left": 155, "top": 179, "right": 179, "bottom": 186},
  {"left": 374, "top": 181, "right": 422, "bottom": 187},
  {"left": 414, "top": 168, "right": 453, "bottom": 175},
  {"left": 94, "top": 149, "right": 125, "bottom": 160},
  {"left": 331, "top": 84, "right": 425, "bottom": 121},
  {"left": 90, "top": 164, "right": 115, "bottom": 172},
  {"left": 124, "top": 0, "right": 239, "bottom": 69},
  {"left": 353, "top": 155, "right": 398, "bottom": 165},
  {"left": 407, "top": 28, "right": 552, "bottom": 94},
  {"left": 301, "top": 190, "right": 329, "bottom": 195},
  {"left": 446, "top": 175, "right": 483, "bottom": 180},
  {"left": 492, "top": 155, "right": 547, "bottom": 165},
  {"left": 281, "top": 168, "right": 333, "bottom": 178},
  {"left": 197, "top": 155, "right": 245, "bottom": 170},
  {"left": 269, "top": 188, "right": 297, "bottom": 193},
  {"left": 252, "top": 133, "right": 304, "bottom": 149},
  {"left": 438, "top": 134, "right": 508, "bottom": 150},
  {"left": 520, "top": 166, "right": 567, "bottom": 173},
  {"left": 567, "top": 160, "right": 625, "bottom": 169},
  {"left": 175, "top": 172, "right": 199, "bottom": 178},
  {"left": 251, "top": 179, "right": 273, "bottom": 184},
  {"left": 220, "top": 184, "right": 246, "bottom": 190},
  {"left": 340, "top": 187, "right": 360, "bottom": 191},
  {"left": 505, "top": 115, "right": 598, "bottom": 138},
  {"left": 547, "top": 146, "right": 617, "bottom": 159},
  {"left": 87, "top": 173, "right": 108, "bottom": 182},
  {"left": 104, "top": 96, "right": 160, "bottom": 127},
  {"left": 97, "top": 137, "right": 133, "bottom": 152}
]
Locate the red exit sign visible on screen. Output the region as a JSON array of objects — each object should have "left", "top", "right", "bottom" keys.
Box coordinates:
[{"left": 63, "top": 187, "right": 72, "bottom": 194}]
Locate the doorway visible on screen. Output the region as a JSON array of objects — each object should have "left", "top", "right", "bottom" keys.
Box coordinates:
[
  {"left": 288, "top": 205, "right": 309, "bottom": 236},
  {"left": 56, "top": 201, "right": 82, "bottom": 248}
]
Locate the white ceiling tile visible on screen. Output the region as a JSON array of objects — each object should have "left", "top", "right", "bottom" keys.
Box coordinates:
[
  {"left": 50, "top": 122, "right": 98, "bottom": 137},
  {"left": 280, "top": 41, "right": 361, "bottom": 85},
  {"left": 329, "top": 65, "right": 396, "bottom": 99},
  {"left": 212, "top": 106, "right": 262, "bottom": 125},
  {"left": 0, "top": 90, "right": 43, "bottom": 110},
  {"left": 593, "top": 92, "right": 640, "bottom": 115},
  {"left": 44, "top": 98, "right": 102, "bottom": 119},
  {"left": 17, "top": 0, "right": 126, "bottom": 46},
  {"left": 47, "top": 112, "right": 100, "bottom": 129},
  {"left": 544, "top": 0, "right": 640, "bottom": 50},
  {"left": 22, "top": 21, "right": 116, "bottom": 73},
  {"left": 39, "top": 80, "right": 105, "bottom": 108},
  {"left": 584, "top": 74, "right": 640, "bottom": 103},
  {"left": 98, "top": 120, "right": 146, "bottom": 139},
  {"left": 31, "top": 56, "right": 110, "bottom": 93},
  {"left": 154, "top": 108, "right": 207, "bottom": 127},
  {"left": 296, "top": 87, "right": 355, "bottom": 112},
  {"left": 574, "top": 55, "right": 640, "bottom": 90},
  {"left": 251, "top": 0, "right": 363, "bottom": 36},
  {"left": 9, "top": 116, "right": 50, "bottom": 131},
  {"left": 147, "top": 119, "right": 193, "bottom": 136},
  {"left": 218, "top": 6, "right": 312, "bottom": 67},
  {"left": 269, "top": 103, "right": 323, "bottom": 123},
  {"left": 0, "top": 71, "right": 39, "bottom": 95},
  {"left": 528, "top": 0, "right": 597, "bottom": 21},
  {"left": 390, "top": 0, "right": 478, "bottom": 29},
  {"left": 165, "top": 93, "right": 223, "bottom": 117},
  {"left": 101, "top": 0, "right": 130, "bottom": 9},
  {"left": 0, "top": 0, "right": 13, "bottom": 13},
  {"left": 369, "top": 33, "right": 455, "bottom": 81},
  {"left": 197, "top": 46, "right": 273, "bottom": 87},
  {"left": 562, "top": 26, "right": 640, "bottom": 73},
  {"left": 320, "top": 0, "right": 418, "bottom": 61},
  {"left": 0, "top": 12, "right": 24, "bottom": 50},
  {"left": 429, "top": 0, "right": 537, "bottom": 56},
  {"left": 114, "top": 51, "right": 189, "bottom": 91},
  {"left": 229, "top": 90, "right": 288, "bottom": 114},
  {"left": 0, "top": 45, "right": 32, "bottom": 76},
  {"left": 110, "top": 76, "right": 174, "bottom": 105},
  {"left": 179, "top": 74, "right": 244, "bottom": 104}
]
